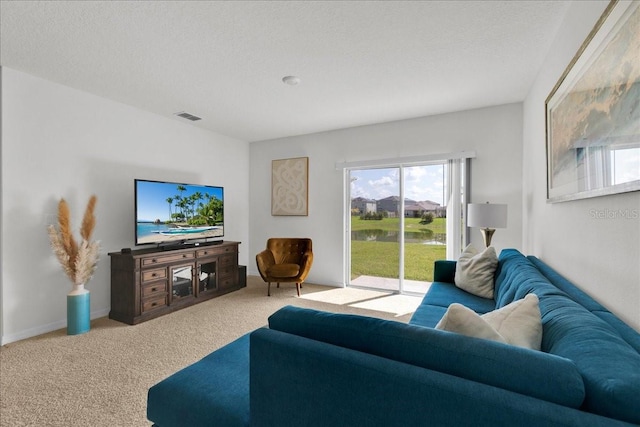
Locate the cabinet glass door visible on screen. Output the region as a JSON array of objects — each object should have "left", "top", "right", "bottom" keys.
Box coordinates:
[
  {"left": 198, "top": 260, "right": 217, "bottom": 294},
  {"left": 170, "top": 263, "right": 194, "bottom": 302}
]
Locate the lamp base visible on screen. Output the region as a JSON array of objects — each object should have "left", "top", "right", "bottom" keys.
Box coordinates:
[{"left": 480, "top": 228, "right": 496, "bottom": 248}]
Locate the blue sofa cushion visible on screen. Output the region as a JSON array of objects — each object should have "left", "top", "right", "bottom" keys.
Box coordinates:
[
  {"left": 408, "top": 303, "right": 447, "bottom": 328},
  {"left": 269, "top": 305, "right": 585, "bottom": 408},
  {"left": 147, "top": 334, "right": 250, "bottom": 427},
  {"left": 498, "top": 249, "right": 640, "bottom": 424},
  {"left": 417, "top": 281, "right": 496, "bottom": 314},
  {"left": 494, "top": 250, "right": 566, "bottom": 308}
]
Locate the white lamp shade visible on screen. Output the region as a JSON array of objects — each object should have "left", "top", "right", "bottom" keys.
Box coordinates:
[{"left": 467, "top": 203, "right": 507, "bottom": 229}]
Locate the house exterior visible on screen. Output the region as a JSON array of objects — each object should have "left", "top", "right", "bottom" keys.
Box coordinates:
[
  {"left": 377, "top": 196, "right": 402, "bottom": 216},
  {"left": 404, "top": 200, "right": 442, "bottom": 218},
  {"left": 351, "top": 197, "right": 377, "bottom": 215}
]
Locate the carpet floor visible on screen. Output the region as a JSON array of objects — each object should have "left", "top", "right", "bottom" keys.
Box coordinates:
[{"left": 0, "top": 276, "right": 418, "bottom": 427}]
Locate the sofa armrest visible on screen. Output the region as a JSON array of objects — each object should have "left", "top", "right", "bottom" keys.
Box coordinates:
[
  {"left": 297, "top": 251, "right": 313, "bottom": 281},
  {"left": 433, "top": 260, "right": 456, "bottom": 283},
  {"left": 249, "top": 329, "right": 624, "bottom": 427},
  {"left": 255, "top": 250, "right": 275, "bottom": 281}
]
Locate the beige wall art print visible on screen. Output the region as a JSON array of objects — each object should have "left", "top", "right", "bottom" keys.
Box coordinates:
[
  {"left": 545, "top": 1, "right": 640, "bottom": 202},
  {"left": 272, "top": 157, "right": 309, "bottom": 216}
]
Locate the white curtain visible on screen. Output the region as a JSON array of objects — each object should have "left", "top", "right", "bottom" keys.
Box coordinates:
[{"left": 446, "top": 159, "right": 463, "bottom": 260}]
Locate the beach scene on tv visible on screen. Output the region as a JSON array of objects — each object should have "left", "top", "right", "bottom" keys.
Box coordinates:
[{"left": 136, "top": 181, "right": 224, "bottom": 245}]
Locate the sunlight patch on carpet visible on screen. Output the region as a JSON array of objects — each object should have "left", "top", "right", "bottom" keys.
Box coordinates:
[
  {"left": 300, "top": 287, "right": 393, "bottom": 305},
  {"left": 300, "top": 287, "right": 421, "bottom": 317},
  {"left": 350, "top": 294, "right": 422, "bottom": 317}
]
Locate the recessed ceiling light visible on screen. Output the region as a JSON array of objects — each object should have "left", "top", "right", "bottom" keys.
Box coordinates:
[{"left": 282, "top": 76, "right": 301, "bottom": 86}]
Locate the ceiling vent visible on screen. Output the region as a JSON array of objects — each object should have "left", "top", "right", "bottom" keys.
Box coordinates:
[{"left": 174, "top": 111, "right": 202, "bottom": 121}]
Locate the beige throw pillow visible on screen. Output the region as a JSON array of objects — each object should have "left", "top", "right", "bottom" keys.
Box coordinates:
[
  {"left": 435, "top": 293, "right": 542, "bottom": 350},
  {"left": 483, "top": 293, "right": 542, "bottom": 350},
  {"left": 434, "top": 303, "right": 507, "bottom": 344},
  {"left": 454, "top": 244, "right": 498, "bottom": 299}
]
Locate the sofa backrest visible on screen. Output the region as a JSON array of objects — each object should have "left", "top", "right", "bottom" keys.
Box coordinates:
[
  {"left": 268, "top": 305, "right": 585, "bottom": 409},
  {"left": 527, "top": 255, "right": 640, "bottom": 354},
  {"left": 266, "top": 238, "right": 312, "bottom": 265},
  {"left": 496, "top": 249, "right": 640, "bottom": 424}
]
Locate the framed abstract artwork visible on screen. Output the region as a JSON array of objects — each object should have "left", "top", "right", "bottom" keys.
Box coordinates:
[
  {"left": 545, "top": 0, "right": 639, "bottom": 203},
  {"left": 271, "top": 157, "right": 309, "bottom": 216}
]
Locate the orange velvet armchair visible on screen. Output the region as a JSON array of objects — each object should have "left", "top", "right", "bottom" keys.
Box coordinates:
[{"left": 256, "top": 238, "right": 313, "bottom": 296}]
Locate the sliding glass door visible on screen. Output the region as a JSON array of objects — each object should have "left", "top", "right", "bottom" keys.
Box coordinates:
[
  {"left": 348, "top": 160, "right": 462, "bottom": 294},
  {"left": 349, "top": 167, "right": 401, "bottom": 292},
  {"left": 401, "top": 164, "right": 447, "bottom": 293}
]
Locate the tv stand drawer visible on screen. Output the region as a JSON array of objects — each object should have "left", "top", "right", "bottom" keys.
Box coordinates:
[
  {"left": 196, "top": 245, "right": 237, "bottom": 258},
  {"left": 142, "top": 252, "right": 194, "bottom": 267},
  {"left": 142, "top": 281, "right": 167, "bottom": 298},
  {"left": 142, "top": 268, "right": 167, "bottom": 283},
  {"left": 142, "top": 295, "right": 167, "bottom": 313}
]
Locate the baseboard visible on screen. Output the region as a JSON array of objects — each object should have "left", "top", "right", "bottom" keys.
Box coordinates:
[{"left": 1, "top": 308, "right": 110, "bottom": 345}]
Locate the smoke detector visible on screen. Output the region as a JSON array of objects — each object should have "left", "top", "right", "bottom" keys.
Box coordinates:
[{"left": 282, "top": 76, "right": 301, "bottom": 86}]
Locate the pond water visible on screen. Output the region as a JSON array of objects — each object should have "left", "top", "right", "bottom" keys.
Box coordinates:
[{"left": 351, "top": 229, "right": 446, "bottom": 245}]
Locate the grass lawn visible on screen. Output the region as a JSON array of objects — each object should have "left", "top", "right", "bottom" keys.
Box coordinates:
[{"left": 350, "top": 216, "right": 447, "bottom": 281}]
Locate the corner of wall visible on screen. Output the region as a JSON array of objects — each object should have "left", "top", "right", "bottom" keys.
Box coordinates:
[{"left": 1, "top": 65, "right": 4, "bottom": 344}]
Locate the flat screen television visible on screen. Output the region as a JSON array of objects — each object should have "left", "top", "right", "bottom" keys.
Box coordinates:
[{"left": 135, "top": 179, "right": 224, "bottom": 247}]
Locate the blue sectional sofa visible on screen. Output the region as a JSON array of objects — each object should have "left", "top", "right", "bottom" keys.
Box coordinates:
[{"left": 147, "top": 249, "right": 640, "bottom": 426}]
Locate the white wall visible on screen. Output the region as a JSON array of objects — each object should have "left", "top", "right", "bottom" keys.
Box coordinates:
[
  {"left": 249, "top": 103, "right": 523, "bottom": 286},
  {"left": 523, "top": 1, "right": 640, "bottom": 330},
  {"left": 1, "top": 67, "right": 250, "bottom": 344}
]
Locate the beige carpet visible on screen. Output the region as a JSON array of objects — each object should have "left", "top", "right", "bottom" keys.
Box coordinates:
[{"left": 0, "top": 276, "right": 418, "bottom": 427}]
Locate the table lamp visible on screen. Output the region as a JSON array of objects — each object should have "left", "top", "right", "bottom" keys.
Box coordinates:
[{"left": 467, "top": 202, "right": 508, "bottom": 247}]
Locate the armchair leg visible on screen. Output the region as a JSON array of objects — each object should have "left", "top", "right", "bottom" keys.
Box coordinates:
[
  {"left": 268, "top": 282, "right": 271, "bottom": 297},
  {"left": 296, "top": 282, "right": 301, "bottom": 297}
]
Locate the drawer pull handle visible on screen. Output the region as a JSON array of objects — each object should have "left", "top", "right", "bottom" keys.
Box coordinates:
[
  {"left": 151, "top": 287, "right": 157, "bottom": 292},
  {"left": 152, "top": 259, "right": 157, "bottom": 263},
  {"left": 151, "top": 273, "right": 157, "bottom": 277},
  {"left": 182, "top": 254, "right": 187, "bottom": 258},
  {"left": 151, "top": 302, "right": 157, "bottom": 307},
  {"left": 204, "top": 251, "right": 208, "bottom": 255}
]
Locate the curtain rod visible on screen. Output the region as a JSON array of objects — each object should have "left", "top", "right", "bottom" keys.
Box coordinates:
[{"left": 335, "top": 151, "right": 476, "bottom": 170}]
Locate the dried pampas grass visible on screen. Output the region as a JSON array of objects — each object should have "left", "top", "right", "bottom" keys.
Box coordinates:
[{"left": 48, "top": 195, "right": 100, "bottom": 286}]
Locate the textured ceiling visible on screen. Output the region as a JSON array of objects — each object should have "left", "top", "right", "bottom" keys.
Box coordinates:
[{"left": 0, "top": 1, "right": 571, "bottom": 142}]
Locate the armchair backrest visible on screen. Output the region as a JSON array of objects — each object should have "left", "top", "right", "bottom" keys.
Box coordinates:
[{"left": 266, "top": 238, "right": 312, "bottom": 265}]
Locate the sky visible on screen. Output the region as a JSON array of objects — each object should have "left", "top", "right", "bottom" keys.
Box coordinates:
[
  {"left": 136, "top": 180, "right": 224, "bottom": 222},
  {"left": 350, "top": 165, "right": 446, "bottom": 205}
]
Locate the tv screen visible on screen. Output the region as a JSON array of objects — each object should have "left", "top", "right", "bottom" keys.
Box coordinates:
[{"left": 135, "top": 179, "right": 224, "bottom": 246}]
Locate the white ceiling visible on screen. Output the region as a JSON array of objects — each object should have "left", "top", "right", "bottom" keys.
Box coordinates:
[{"left": 0, "top": 1, "right": 571, "bottom": 142}]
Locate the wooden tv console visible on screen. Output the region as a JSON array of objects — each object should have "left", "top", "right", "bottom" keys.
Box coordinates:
[{"left": 108, "top": 241, "right": 245, "bottom": 325}]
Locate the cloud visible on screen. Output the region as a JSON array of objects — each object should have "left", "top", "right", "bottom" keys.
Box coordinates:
[
  {"left": 350, "top": 165, "right": 445, "bottom": 204},
  {"left": 368, "top": 176, "right": 395, "bottom": 187},
  {"left": 350, "top": 181, "right": 371, "bottom": 199}
]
